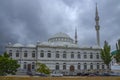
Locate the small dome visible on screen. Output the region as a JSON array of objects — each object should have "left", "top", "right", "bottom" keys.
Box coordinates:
[
  {"left": 13, "top": 43, "right": 23, "bottom": 47},
  {"left": 26, "top": 44, "right": 36, "bottom": 47}
]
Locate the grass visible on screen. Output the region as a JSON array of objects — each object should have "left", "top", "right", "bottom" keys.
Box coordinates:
[{"left": 0, "top": 76, "right": 120, "bottom": 80}]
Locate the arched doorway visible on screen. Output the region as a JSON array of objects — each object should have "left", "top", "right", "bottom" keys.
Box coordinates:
[
  {"left": 69, "top": 65, "right": 75, "bottom": 75},
  {"left": 27, "top": 64, "right": 31, "bottom": 72}
]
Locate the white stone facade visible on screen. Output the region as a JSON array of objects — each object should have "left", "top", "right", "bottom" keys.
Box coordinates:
[{"left": 5, "top": 32, "right": 106, "bottom": 75}]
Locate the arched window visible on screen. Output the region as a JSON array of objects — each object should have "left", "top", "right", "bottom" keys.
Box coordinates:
[
  {"left": 40, "top": 50, "right": 44, "bottom": 57},
  {"left": 9, "top": 50, "right": 12, "bottom": 57},
  {"left": 32, "top": 51, "right": 35, "bottom": 58},
  {"left": 90, "top": 53, "right": 93, "bottom": 59},
  {"left": 102, "top": 63, "right": 104, "bottom": 69},
  {"left": 84, "top": 63, "right": 87, "bottom": 70},
  {"left": 78, "top": 63, "right": 81, "bottom": 70},
  {"left": 96, "top": 53, "right": 99, "bottom": 59},
  {"left": 32, "top": 62, "right": 35, "bottom": 69},
  {"left": 56, "top": 51, "right": 59, "bottom": 58},
  {"left": 90, "top": 63, "right": 93, "bottom": 69},
  {"left": 16, "top": 50, "right": 19, "bottom": 57},
  {"left": 71, "top": 52, "right": 74, "bottom": 58},
  {"left": 84, "top": 52, "right": 87, "bottom": 59},
  {"left": 63, "top": 51, "right": 67, "bottom": 58},
  {"left": 48, "top": 51, "right": 51, "bottom": 58},
  {"left": 24, "top": 62, "right": 27, "bottom": 69},
  {"left": 63, "top": 63, "right": 66, "bottom": 70},
  {"left": 24, "top": 50, "right": 27, "bottom": 57},
  {"left": 97, "top": 63, "right": 99, "bottom": 69},
  {"left": 77, "top": 53, "right": 81, "bottom": 59},
  {"left": 56, "top": 63, "right": 59, "bottom": 70}
]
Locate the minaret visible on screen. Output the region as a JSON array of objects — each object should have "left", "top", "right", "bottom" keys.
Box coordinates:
[
  {"left": 75, "top": 27, "right": 78, "bottom": 44},
  {"left": 95, "top": 3, "right": 100, "bottom": 46}
]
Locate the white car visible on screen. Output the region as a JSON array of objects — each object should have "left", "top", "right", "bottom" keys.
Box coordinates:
[
  {"left": 51, "top": 73, "right": 63, "bottom": 77},
  {"left": 51, "top": 71, "right": 63, "bottom": 77}
]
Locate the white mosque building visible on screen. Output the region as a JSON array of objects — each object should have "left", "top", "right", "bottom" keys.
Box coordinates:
[{"left": 5, "top": 5, "right": 107, "bottom": 75}]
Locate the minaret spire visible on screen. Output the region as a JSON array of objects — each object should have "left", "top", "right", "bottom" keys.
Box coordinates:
[
  {"left": 75, "top": 27, "right": 78, "bottom": 44},
  {"left": 95, "top": 3, "right": 100, "bottom": 46}
]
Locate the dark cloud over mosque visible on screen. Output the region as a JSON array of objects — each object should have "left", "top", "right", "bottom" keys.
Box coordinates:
[{"left": 0, "top": 0, "right": 120, "bottom": 53}]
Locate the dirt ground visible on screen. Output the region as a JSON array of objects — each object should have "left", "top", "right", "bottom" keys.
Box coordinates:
[{"left": 0, "top": 76, "right": 120, "bottom": 80}]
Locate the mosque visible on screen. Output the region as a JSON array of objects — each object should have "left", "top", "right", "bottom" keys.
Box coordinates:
[{"left": 5, "top": 5, "right": 107, "bottom": 75}]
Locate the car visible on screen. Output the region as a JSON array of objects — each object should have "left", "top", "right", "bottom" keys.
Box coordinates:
[
  {"left": 35, "top": 72, "right": 47, "bottom": 77},
  {"left": 50, "top": 73, "right": 63, "bottom": 77},
  {"left": 109, "top": 72, "right": 120, "bottom": 76}
]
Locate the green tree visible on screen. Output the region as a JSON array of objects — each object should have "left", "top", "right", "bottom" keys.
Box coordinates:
[
  {"left": 36, "top": 62, "right": 50, "bottom": 74},
  {"left": 0, "top": 52, "right": 20, "bottom": 76},
  {"left": 100, "top": 41, "right": 112, "bottom": 70},
  {"left": 114, "top": 39, "right": 120, "bottom": 63}
]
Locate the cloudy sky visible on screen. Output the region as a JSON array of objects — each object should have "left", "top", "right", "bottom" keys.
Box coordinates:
[{"left": 0, "top": 0, "right": 120, "bottom": 53}]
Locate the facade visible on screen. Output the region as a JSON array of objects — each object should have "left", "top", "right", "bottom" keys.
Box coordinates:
[{"left": 5, "top": 5, "right": 107, "bottom": 75}]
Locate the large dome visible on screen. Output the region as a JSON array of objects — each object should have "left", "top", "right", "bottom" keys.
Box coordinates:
[
  {"left": 51, "top": 32, "right": 70, "bottom": 38},
  {"left": 48, "top": 32, "right": 74, "bottom": 43}
]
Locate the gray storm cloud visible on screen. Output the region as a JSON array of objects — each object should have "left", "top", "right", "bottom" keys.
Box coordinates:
[{"left": 0, "top": 0, "right": 120, "bottom": 53}]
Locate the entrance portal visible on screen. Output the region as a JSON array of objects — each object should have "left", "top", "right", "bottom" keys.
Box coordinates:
[
  {"left": 69, "top": 65, "right": 75, "bottom": 75},
  {"left": 70, "top": 65, "right": 74, "bottom": 72},
  {"left": 27, "top": 64, "right": 31, "bottom": 72}
]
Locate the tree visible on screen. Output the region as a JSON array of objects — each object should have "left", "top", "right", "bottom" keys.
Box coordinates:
[
  {"left": 0, "top": 52, "right": 20, "bottom": 75},
  {"left": 36, "top": 62, "right": 50, "bottom": 74},
  {"left": 100, "top": 41, "right": 112, "bottom": 70},
  {"left": 114, "top": 39, "right": 120, "bottom": 63}
]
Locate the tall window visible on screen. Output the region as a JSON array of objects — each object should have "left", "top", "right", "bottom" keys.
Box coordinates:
[
  {"left": 24, "top": 62, "right": 27, "bottom": 69},
  {"left": 9, "top": 50, "right": 12, "bottom": 57},
  {"left": 47, "top": 51, "right": 51, "bottom": 58},
  {"left": 84, "top": 54, "right": 87, "bottom": 59},
  {"left": 90, "top": 53, "right": 93, "bottom": 59},
  {"left": 32, "top": 62, "right": 35, "bottom": 69},
  {"left": 77, "top": 52, "right": 81, "bottom": 59},
  {"left": 56, "top": 51, "right": 59, "bottom": 58},
  {"left": 32, "top": 51, "right": 35, "bottom": 58},
  {"left": 102, "top": 64, "right": 104, "bottom": 69},
  {"left": 24, "top": 51, "right": 27, "bottom": 57},
  {"left": 84, "top": 63, "right": 87, "bottom": 70},
  {"left": 63, "top": 51, "right": 66, "bottom": 58},
  {"left": 71, "top": 52, "right": 74, "bottom": 58},
  {"left": 97, "top": 63, "right": 99, "bottom": 69},
  {"left": 63, "top": 63, "right": 66, "bottom": 70},
  {"left": 96, "top": 53, "right": 99, "bottom": 59},
  {"left": 40, "top": 50, "right": 44, "bottom": 57},
  {"left": 90, "top": 63, "right": 93, "bottom": 69},
  {"left": 78, "top": 63, "right": 81, "bottom": 70},
  {"left": 56, "top": 63, "right": 59, "bottom": 70},
  {"left": 84, "top": 52, "right": 87, "bottom": 59},
  {"left": 16, "top": 50, "right": 19, "bottom": 57}
]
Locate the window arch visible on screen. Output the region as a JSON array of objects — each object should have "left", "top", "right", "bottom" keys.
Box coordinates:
[
  {"left": 9, "top": 50, "right": 12, "bottom": 57},
  {"left": 24, "top": 50, "right": 27, "bottom": 57},
  {"left": 16, "top": 50, "right": 19, "bottom": 57},
  {"left": 97, "top": 63, "right": 99, "bottom": 69},
  {"left": 77, "top": 53, "right": 81, "bottom": 59},
  {"left": 90, "top": 53, "right": 93, "bottom": 59},
  {"left": 63, "top": 63, "right": 66, "bottom": 70},
  {"left": 32, "top": 62, "right": 35, "bottom": 69},
  {"left": 84, "top": 63, "right": 87, "bottom": 70},
  {"left": 78, "top": 63, "right": 81, "bottom": 70},
  {"left": 96, "top": 53, "right": 99, "bottom": 59},
  {"left": 56, "top": 63, "right": 59, "bottom": 70},
  {"left": 90, "top": 63, "right": 93, "bottom": 69},
  {"left": 48, "top": 53, "right": 51, "bottom": 58},
  {"left": 40, "top": 50, "right": 44, "bottom": 57},
  {"left": 32, "top": 51, "right": 35, "bottom": 58},
  {"left": 71, "top": 52, "right": 74, "bottom": 58}
]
